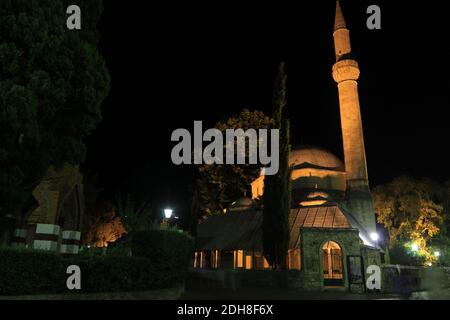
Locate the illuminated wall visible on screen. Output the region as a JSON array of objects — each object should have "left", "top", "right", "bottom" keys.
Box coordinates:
[{"left": 251, "top": 168, "right": 346, "bottom": 199}]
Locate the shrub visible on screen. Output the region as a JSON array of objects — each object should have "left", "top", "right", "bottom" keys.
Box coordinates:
[
  {"left": 75, "top": 256, "right": 167, "bottom": 292},
  {"left": 105, "top": 244, "right": 131, "bottom": 257},
  {"left": 0, "top": 247, "right": 66, "bottom": 295},
  {"left": 0, "top": 228, "right": 194, "bottom": 296},
  {"left": 389, "top": 243, "right": 424, "bottom": 266},
  {"left": 131, "top": 228, "right": 194, "bottom": 284}
]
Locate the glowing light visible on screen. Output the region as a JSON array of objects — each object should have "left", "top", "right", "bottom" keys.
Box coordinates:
[
  {"left": 299, "top": 199, "right": 327, "bottom": 206},
  {"left": 427, "top": 262, "right": 432, "bottom": 267},
  {"left": 411, "top": 243, "right": 419, "bottom": 252},
  {"left": 434, "top": 251, "right": 440, "bottom": 257},
  {"left": 370, "top": 232, "right": 379, "bottom": 242},
  {"left": 164, "top": 208, "right": 173, "bottom": 219}
]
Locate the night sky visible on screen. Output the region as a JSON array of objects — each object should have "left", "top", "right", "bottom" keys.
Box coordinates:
[{"left": 84, "top": 0, "right": 450, "bottom": 218}]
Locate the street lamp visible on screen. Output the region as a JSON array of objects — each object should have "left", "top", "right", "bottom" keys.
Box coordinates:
[
  {"left": 370, "top": 232, "right": 379, "bottom": 242},
  {"left": 164, "top": 208, "right": 173, "bottom": 219},
  {"left": 161, "top": 208, "right": 173, "bottom": 229},
  {"left": 411, "top": 243, "right": 419, "bottom": 252}
]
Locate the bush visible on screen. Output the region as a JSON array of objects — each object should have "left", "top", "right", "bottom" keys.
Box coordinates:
[
  {"left": 0, "top": 229, "right": 194, "bottom": 296},
  {"left": 0, "top": 247, "right": 67, "bottom": 295},
  {"left": 75, "top": 256, "right": 168, "bottom": 292},
  {"left": 131, "top": 228, "right": 194, "bottom": 284},
  {"left": 389, "top": 243, "right": 424, "bottom": 266}
]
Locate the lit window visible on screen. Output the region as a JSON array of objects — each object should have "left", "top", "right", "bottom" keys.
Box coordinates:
[
  {"left": 235, "top": 250, "right": 244, "bottom": 268},
  {"left": 245, "top": 255, "right": 252, "bottom": 270}
]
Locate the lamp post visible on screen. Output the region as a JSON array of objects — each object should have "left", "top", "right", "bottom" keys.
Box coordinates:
[{"left": 161, "top": 208, "right": 173, "bottom": 229}]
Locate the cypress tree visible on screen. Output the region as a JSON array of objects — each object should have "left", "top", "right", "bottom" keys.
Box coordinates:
[
  {"left": 189, "top": 185, "right": 201, "bottom": 237},
  {"left": 263, "top": 63, "right": 292, "bottom": 269}
]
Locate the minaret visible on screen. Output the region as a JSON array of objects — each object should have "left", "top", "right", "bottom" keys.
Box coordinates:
[{"left": 332, "top": 1, "right": 377, "bottom": 238}]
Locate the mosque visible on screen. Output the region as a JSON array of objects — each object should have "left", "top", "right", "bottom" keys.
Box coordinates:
[{"left": 193, "top": 1, "right": 381, "bottom": 291}]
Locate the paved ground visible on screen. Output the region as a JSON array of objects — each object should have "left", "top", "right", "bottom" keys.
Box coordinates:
[
  {"left": 0, "top": 287, "right": 184, "bottom": 300},
  {"left": 180, "top": 287, "right": 405, "bottom": 300}
]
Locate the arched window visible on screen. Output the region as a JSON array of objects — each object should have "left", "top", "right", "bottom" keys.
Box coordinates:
[{"left": 322, "top": 241, "right": 344, "bottom": 286}]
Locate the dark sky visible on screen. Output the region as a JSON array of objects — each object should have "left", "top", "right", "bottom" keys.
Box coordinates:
[{"left": 84, "top": 0, "right": 450, "bottom": 216}]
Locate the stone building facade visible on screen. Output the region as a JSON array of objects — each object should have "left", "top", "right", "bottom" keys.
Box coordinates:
[{"left": 11, "top": 164, "right": 84, "bottom": 254}]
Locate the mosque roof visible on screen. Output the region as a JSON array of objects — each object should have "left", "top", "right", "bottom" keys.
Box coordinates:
[{"left": 196, "top": 205, "right": 355, "bottom": 251}]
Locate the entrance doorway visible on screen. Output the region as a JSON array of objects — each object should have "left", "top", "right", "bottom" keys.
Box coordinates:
[{"left": 322, "top": 241, "right": 344, "bottom": 287}]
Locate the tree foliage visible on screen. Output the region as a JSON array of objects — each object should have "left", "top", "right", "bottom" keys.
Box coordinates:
[
  {"left": 196, "top": 109, "right": 273, "bottom": 216},
  {"left": 373, "top": 176, "right": 446, "bottom": 264},
  {"left": 0, "top": 0, "right": 110, "bottom": 220},
  {"left": 187, "top": 185, "right": 200, "bottom": 236},
  {"left": 263, "top": 62, "right": 291, "bottom": 269},
  {"left": 115, "top": 194, "right": 154, "bottom": 233},
  {"left": 84, "top": 200, "right": 127, "bottom": 247}
]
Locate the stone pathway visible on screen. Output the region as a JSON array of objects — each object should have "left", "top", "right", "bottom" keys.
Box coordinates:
[{"left": 180, "top": 287, "right": 403, "bottom": 300}]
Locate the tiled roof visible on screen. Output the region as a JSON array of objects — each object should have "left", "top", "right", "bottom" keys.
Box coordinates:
[{"left": 196, "top": 205, "right": 352, "bottom": 251}]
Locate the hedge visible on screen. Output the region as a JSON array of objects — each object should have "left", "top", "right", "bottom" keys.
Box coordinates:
[
  {"left": 131, "top": 228, "right": 194, "bottom": 284},
  {"left": 0, "top": 248, "right": 66, "bottom": 295},
  {"left": 0, "top": 229, "right": 193, "bottom": 296}
]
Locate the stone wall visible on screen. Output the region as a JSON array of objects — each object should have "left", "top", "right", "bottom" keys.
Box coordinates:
[
  {"left": 381, "top": 265, "right": 450, "bottom": 294},
  {"left": 188, "top": 265, "right": 450, "bottom": 295},
  {"left": 361, "top": 245, "right": 381, "bottom": 270}
]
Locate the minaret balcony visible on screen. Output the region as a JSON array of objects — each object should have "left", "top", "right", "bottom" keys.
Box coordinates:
[{"left": 332, "top": 59, "right": 360, "bottom": 83}]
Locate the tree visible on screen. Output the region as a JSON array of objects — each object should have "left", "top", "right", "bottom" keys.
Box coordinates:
[
  {"left": 373, "top": 176, "right": 445, "bottom": 265},
  {"left": 0, "top": 1, "right": 110, "bottom": 227},
  {"left": 428, "top": 179, "right": 450, "bottom": 266},
  {"left": 187, "top": 185, "right": 201, "bottom": 237},
  {"left": 84, "top": 200, "right": 126, "bottom": 247},
  {"left": 263, "top": 62, "right": 291, "bottom": 269},
  {"left": 115, "top": 194, "right": 155, "bottom": 234},
  {"left": 196, "top": 109, "right": 273, "bottom": 216}
]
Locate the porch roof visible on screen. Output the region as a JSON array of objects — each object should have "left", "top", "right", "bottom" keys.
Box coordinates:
[{"left": 196, "top": 204, "right": 354, "bottom": 251}]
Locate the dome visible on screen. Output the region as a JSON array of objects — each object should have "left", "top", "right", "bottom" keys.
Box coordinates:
[{"left": 289, "top": 145, "right": 344, "bottom": 172}]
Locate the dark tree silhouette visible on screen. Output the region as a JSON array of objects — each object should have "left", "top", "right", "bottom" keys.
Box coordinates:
[
  {"left": 0, "top": 0, "right": 110, "bottom": 233},
  {"left": 263, "top": 63, "right": 291, "bottom": 269}
]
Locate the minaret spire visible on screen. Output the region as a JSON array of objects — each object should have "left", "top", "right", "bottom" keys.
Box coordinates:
[
  {"left": 334, "top": 1, "right": 347, "bottom": 31},
  {"left": 333, "top": 1, "right": 352, "bottom": 61}
]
